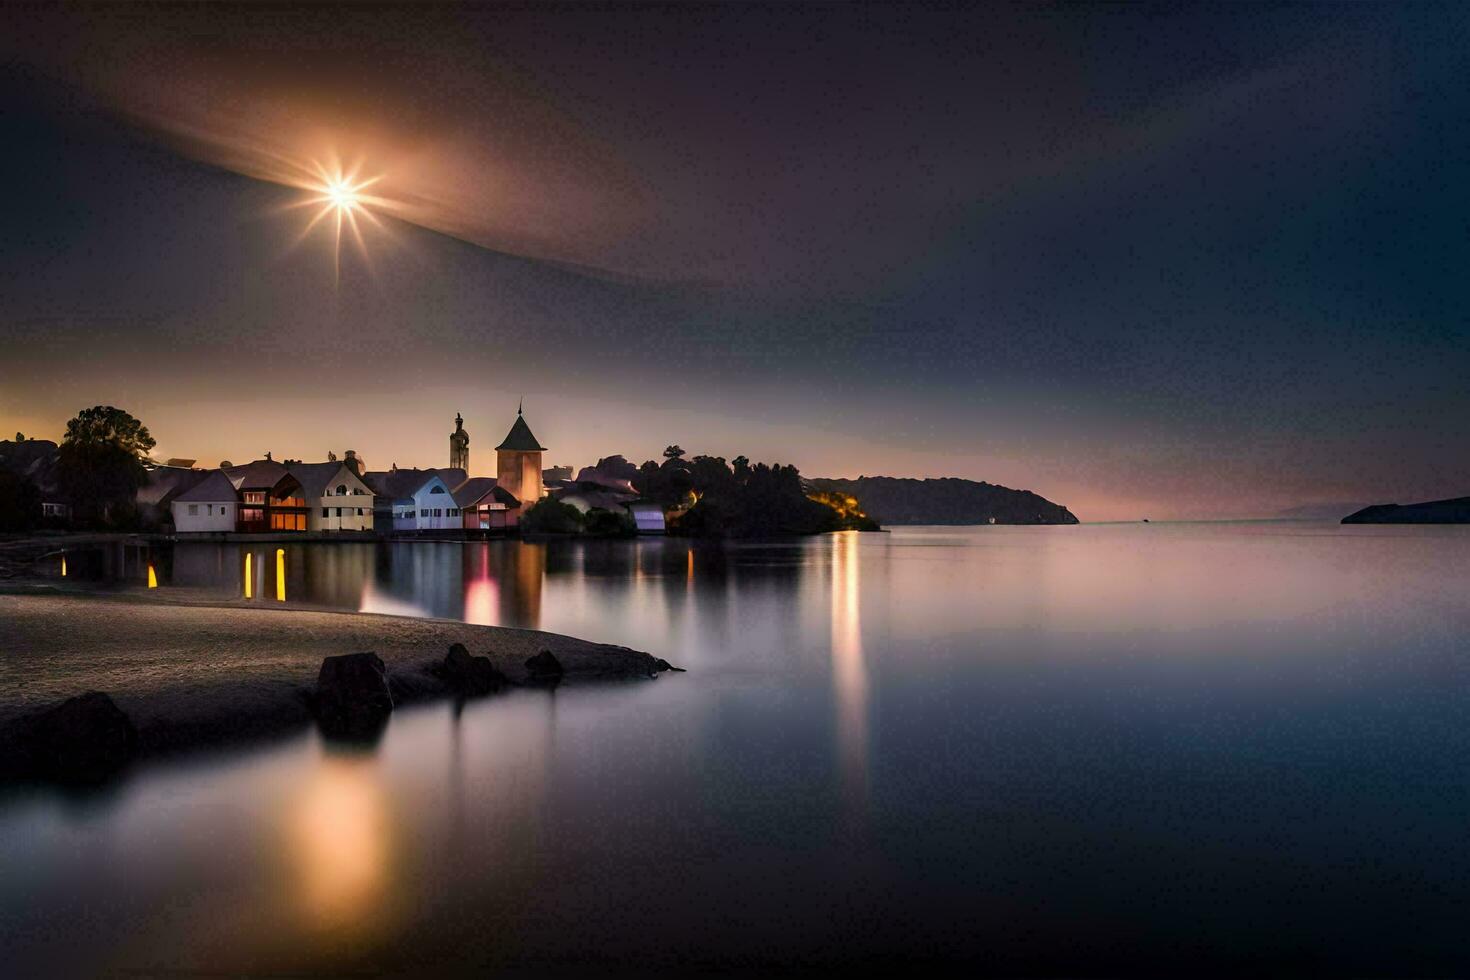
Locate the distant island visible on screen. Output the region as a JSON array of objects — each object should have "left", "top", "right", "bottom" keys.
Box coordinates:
[
  {"left": 1276, "top": 502, "right": 1371, "bottom": 521},
  {"left": 1341, "top": 496, "right": 1470, "bottom": 524},
  {"left": 807, "top": 476, "right": 1078, "bottom": 525}
]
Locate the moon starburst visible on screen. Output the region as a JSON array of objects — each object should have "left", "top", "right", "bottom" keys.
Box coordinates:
[{"left": 292, "top": 160, "right": 389, "bottom": 285}]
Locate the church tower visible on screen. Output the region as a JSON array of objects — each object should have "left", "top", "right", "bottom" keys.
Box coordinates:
[
  {"left": 449, "top": 412, "right": 470, "bottom": 471},
  {"left": 495, "top": 402, "right": 546, "bottom": 505}
]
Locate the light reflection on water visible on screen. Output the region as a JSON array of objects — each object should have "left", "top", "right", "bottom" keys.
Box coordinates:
[
  {"left": 832, "top": 532, "right": 868, "bottom": 816},
  {"left": 9, "top": 522, "right": 1470, "bottom": 974},
  {"left": 287, "top": 753, "right": 395, "bottom": 934}
]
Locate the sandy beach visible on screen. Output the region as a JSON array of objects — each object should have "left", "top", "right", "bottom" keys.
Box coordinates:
[{"left": 0, "top": 587, "right": 672, "bottom": 761}]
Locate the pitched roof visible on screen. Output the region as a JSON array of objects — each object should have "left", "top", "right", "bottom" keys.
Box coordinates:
[
  {"left": 223, "top": 459, "right": 289, "bottom": 489},
  {"left": 288, "top": 461, "right": 372, "bottom": 500},
  {"left": 432, "top": 467, "right": 468, "bottom": 488},
  {"left": 572, "top": 467, "right": 637, "bottom": 493},
  {"left": 0, "top": 439, "right": 61, "bottom": 495},
  {"left": 495, "top": 412, "right": 546, "bottom": 452},
  {"left": 363, "top": 468, "right": 455, "bottom": 502},
  {"left": 174, "top": 470, "right": 239, "bottom": 503},
  {"left": 138, "top": 466, "right": 212, "bottom": 506},
  {"left": 364, "top": 469, "right": 423, "bottom": 501},
  {"left": 450, "top": 476, "right": 497, "bottom": 508}
]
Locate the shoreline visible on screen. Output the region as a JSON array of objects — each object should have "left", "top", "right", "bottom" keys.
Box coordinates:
[{"left": 0, "top": 586, "right": 678, "bottom": 780}]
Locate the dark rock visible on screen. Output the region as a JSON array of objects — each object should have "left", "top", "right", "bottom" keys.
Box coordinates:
[
  {"left": 316, "top": 652, "right": 393, "bottom": 736},
  {"left": 22, "top": 691, "right": 139, "bottom": 780},
  {"left": 654, "top": 658, "right": 686, "bottom": 673},
  {"left": 443, "top": 643, "right": 507, "bottom": 696},
  {"left": 524, "top": 649, "right": 564, "bottom": 678}
]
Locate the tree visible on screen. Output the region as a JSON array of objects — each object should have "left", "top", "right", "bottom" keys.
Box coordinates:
[
  {"left": 583, "top": 507, "right": 636, "bottom": 538},
  {"left": 57, "top": 406, "right": 155, "bottom": 528},
  {"left": 519, "top": 497, "right": 585, "bottom": 535},
  {"left": 662, "top": 445, "right": 685, "bottom": 461},
  {"left": 63, "top": 406, "right": 155, "bottom": 459}
]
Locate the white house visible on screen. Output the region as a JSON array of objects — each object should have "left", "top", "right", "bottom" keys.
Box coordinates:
[
  {"left": 288, "top": 461, "right": 375, "bottom": 533},
  {"left": 388, "top": 470, "right": 462, "bottom": 532},
  {"left": 171, "top": 470, "right": 239, "bottom": 533}
]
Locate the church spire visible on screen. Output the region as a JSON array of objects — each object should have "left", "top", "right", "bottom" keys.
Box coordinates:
[{"left": 449, "top": 411, "right": 470, "bottom": 470}]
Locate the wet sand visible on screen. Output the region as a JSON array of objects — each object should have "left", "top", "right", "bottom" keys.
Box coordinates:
[{"left": 0, "top": 588, "right": 673, "bottom": 763}]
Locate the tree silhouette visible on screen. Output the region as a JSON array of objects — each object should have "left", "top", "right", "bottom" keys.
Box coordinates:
[{"left": 57, "top": 406, "right": 155, "bottom": 528}]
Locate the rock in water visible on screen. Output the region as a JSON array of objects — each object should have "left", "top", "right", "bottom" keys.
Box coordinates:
[
  {"left": 316, "top": 652, "right": 394, "bottom": 736},
  {"left": 27, "top": 691, "right": 138, "bottom": 780},
  {"left": 443, "top": 643, "right": 506, "bottom": 695},
  {"left": 524, "top": 649, "right": 564, "bottom": 679}
]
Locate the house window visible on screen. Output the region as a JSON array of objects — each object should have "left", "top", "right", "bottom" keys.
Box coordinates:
[
  {"left": 188, "top": 504, "right": 199, "bottom": 516},
  {"left": 430, "top": 486, "right": 445, "bottom": 494},
  {"left": 244, "top": 491, "right": 266, "bottom": 505},
  {"left": 222, "top": 506, "right": 229, "bottom": 516},
  {"left": 322, "top": 508, "right": 330, "bottom": 517},
  {"left": 356, "top": 508, "right": 363, "bottom": 516},
  {"left": 336, "top": 508, "right": 343, "bottom": 517},
  {"left": 336, "top": 485, "right": 347, "bottom": 495}
]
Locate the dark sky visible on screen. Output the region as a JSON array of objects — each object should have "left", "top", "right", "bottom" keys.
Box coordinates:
[{"left": 2, "top": 3, "right": 1467, "bottom": 519}]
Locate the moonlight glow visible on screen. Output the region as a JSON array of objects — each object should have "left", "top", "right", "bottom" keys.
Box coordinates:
[{"left": 298, "top": 161, "right": 385, "bottom": 284}]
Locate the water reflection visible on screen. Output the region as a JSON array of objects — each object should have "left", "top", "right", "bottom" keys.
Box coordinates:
[
  {"left": 831, "top": 532, "right": 868, "bottom": 818},
  {"left": 286, "top": 752, "right": 396, "bottom": 935},
  {"left": 10, "top": 525, "right": 1470, "bottom": 974},
  {"left": 461, "top": 546, "right": 500, "bottom": 627}
]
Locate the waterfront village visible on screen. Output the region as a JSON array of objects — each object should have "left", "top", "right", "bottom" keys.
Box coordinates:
[
  {"left": 154, "top": 406, "right": 667, "bottom": 538},
  {"left": 0, "top": 403, "right": 891, "bottom": 545}
]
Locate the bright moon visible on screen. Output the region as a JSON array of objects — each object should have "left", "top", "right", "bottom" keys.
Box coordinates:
[
  {"left": 297, "top": 162, "right": 385, "bottom": 284},
  {"left": 325, "top": 179, "right": 360, "bottom": 211}
]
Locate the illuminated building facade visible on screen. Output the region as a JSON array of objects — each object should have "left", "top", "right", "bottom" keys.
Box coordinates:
[{"left": 495, "top": 406, "right": 546, "bottom": 509}]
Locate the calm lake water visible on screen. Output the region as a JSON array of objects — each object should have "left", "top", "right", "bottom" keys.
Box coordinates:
[{"left": 4, "top": 523, "right": 1470, "bottom": 975}]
